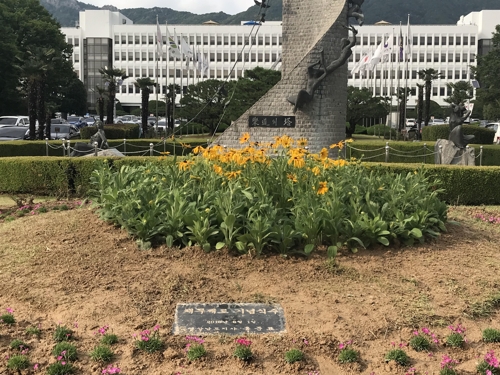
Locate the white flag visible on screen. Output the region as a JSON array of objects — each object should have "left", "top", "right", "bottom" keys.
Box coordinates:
[
  {"left": 382, "top": 34, "right": 393, "bottom": 62},
  {"left": 197, "top": 49, "right": 203, "bottom": 73},
  {"left": 202, "top": 53, "right": 210, "bottom": 76},
  {"left": 359, "top": 51, "right": 373, "bottom": 72},
  {"left": 166, "top": 27, "right": 182, "bottom": 59},
  {"left": 156, "top": 20, "right": 163, "bottom": 57},
  {"left": 406, "top": 15, "right": 412, "bottom": 60},
  {"left": 370, "top": 41, "right": 383, "bottom": 70},
  {"left": 179, "top": 35, "right": 193, "bottom": 59}
]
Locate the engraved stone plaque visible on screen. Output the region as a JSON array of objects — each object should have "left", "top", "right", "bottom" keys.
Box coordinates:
[
  {"left": 173, "top": 303, "right": 286, "bottom": 335},
  {"left": 248, "top": 116, "right": 296, "bottom": 128}
]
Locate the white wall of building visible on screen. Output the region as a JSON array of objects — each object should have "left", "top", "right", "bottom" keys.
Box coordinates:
[{"left": 61, "top": 10, "right": 500, "bottom": 111}]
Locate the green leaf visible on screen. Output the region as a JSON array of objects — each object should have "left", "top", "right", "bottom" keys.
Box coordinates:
[
  {"left": 304, "top": 244, "right": 314, "bottom": 255},
  {"left": 377, "top": 236, "right": 390, "bottom": 246},
  {"left": 235, "top": 241, "right": 246, "bottom": 252},
  {"left": 215, "top": 242, "right": 225, "bottom": 250},
  {"left": 327, "top": 246, "right": 338, "bottom": 259},
  {"left": 410, "top": 228, "right": 423, "bottom": 238},
  {"left": 166, "top": 235, "right": 174, "bottom": 248},
  {"left": 202, "top": 243, "right": 211, "bottom": 253},
  {"left": 241, "top": 191, "right": 253, "bottom": 201}
]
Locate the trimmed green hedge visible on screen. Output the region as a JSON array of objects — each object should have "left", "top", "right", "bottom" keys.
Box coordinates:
[
  {"left": 1, "top": 157, "right": 500, "bottom": 205},
  {"left": 0, "top": 139, "right": 206, "bottom": 158},
  {"left": 347, "top": 140, "right": 500, "bottom": 166},
  {"left": 80, "top": 124, "right": 140, "bottom": 139},
  {"left": 422, "top": 124, "right": 495, "bottom": 144},
  {"left": 366, "top": 124, "right": 396, "bottom": 138}
]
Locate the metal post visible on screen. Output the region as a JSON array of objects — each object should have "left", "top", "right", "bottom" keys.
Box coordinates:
[
  {"left": 45, "top": 138, "right": 49, "bottom": 157},
  {"left": 465, "top": 145, "right": 470, "bottom": 166},
  {"left": 423, "top": 143, "right": 427, "bottom": 164},
  {"left": 385, "top": 142, "right": 389, "bottom": 163},
  {"left": 62, "top": 140, "right": 66, "bottom": 157},
  {"left": 150, "top": 143, "right": 154, "bottom": 157},
  {"left": 163, "top": 138, "right": 166, "bottom": 154},
  {"left": 66, "top": 140, "right": 71, "bottom": 157},
  {"left": 480, "top": 146, "right": 483, "bottom": 166},
  {"left": 94, "top": 141, "right": 98, "bottom": 157},
  {"left": 438, "top": 145, "right": 443, "bottom": 164},
  {"left": 123, "top": 138, "right": 127, "bottom": 156}
]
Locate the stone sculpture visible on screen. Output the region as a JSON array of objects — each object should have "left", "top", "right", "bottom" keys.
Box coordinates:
[
  {"left": 287, "top": 25, "right": 358, "bottom": 113},
  {"left": 347, "top": 0, "right": 365, "bottom": 25},
  {"left": 434, "top": 102, "right": 474, "bottom": 165},
  {"left": 70, "top": 120, "right": 110, "bottom": 157},
  {"left": 448, "top": 103, "right": 473, "bottom": 149}
]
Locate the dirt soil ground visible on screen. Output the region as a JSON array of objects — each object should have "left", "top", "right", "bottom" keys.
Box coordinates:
[{"left": 0, "top": 202, "right": 500, "bottom": 375}]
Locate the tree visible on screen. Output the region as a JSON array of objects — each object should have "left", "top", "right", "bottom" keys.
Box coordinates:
[
  {"left": 134, "top": 78, "right": 157, "bottom": 135},
  {"left": 59, "top": 72, "right": 87, "bottom": 116},
  {"left": 225, "top": 67, "right": 281, "bottom": 121},
  {"left": 94, "top": 86, "right": 107, "bottom": 122},
  {"left": 418, "top": 68, "right": 442, "bottom": 126},
  {"left": 444, "top": 81, "right": 473, "bottom": 106},
  {"left": 416, "top": 84, "right": 424, "bottom": 135},
  {"left": 346, "top": 86, "right": 389, "bottom": 137},
  {"left": 178, "top": 80, "right": 230, "bottom": 136},
  {"left": 165, "top": 84, "right": 179, "bottom": 132},
  {"left": 149, "top": 100, "right": 166, "bottom": 117},
  {"left": 473, "top": 25, "right": 500, "bottom": 120},
  {"left": 99, "top": 67, "right": 128, "bottom": 124}
]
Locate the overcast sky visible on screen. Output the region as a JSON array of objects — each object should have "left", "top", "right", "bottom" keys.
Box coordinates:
[{"left": 84, "top": 0, "right": 256, "bottom": 14}]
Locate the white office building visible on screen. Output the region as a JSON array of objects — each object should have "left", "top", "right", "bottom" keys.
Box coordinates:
[{"left": 61, "top": 9, "right": 499, "bottom": 112}]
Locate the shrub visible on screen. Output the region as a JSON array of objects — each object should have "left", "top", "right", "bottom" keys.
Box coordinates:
[
  {"left": 385, "top": 349, "right": 410, "bottom": 366},
  {"left": 233, "top": 338, "right": 253, "bottom": 361},
  {"left": 446, "top": 332, "right": 465, "bottom": 348},
  {"left": 52, "top": 342, "right": 78, "bottom": 361},
  {"left": 9, "top": 339, "right": 28, "bottom": 351},
  {"left": 440, "top": 367, "right": 457, "bottom": 375},
  {"left": 101, "top": 333, "right": 119, "bottom": 346},
  {"left": 53, "top": 325, "right": 74, "bottom": 342},
  {"left": 483, "top": 328, "right": 500, "bottom": 343},
  {"left": 409, "top": 334, "right": 431, "bottom": 352},
  {"left": 135, "top": 326, "right": 163, "bottom": 353},
  {"left": 284, "top": 349, "right": 304, "bottom": 364},
  {"left": 422, "top": 124, "right": 495, "bottom": 144},
  {"left": 477, "top": 351, "right": 500, "bottom": 375},
  {"left": 338, "top": 348, "right": 359, "bottom": 363},
  {"left": 80, "top": 123, "right": 140, "bottom": 139},
  {"left": 186, "top": 343, "right": 207, "bottom": 361},
  {"left": 46, "top": 362, "right": 75, "bottom": 375},
  {"left": 366, "top": 124, "right": 397, "bottom": 138},
  {"left": 26, "top": 325, "right": 41, "bottom": 336},
  {"left": 90, "top": 345, "right": 114, "bottom": 363},
  {"left": 354, "top": 124, "right": 367, "bottom": 134},
  {"left": 1, "top": 313, "right": 15, "bottom": 324},
  {"left": 6, "top": 355, "right": 30, "bottom": 371}
]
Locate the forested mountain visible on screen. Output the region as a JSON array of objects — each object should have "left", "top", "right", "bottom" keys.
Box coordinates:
[{"left": 41, "top": 0, "right": 500, "bottom": 28}]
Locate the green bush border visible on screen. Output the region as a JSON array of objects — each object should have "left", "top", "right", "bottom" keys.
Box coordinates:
[
  {"left": 0, "top": 139, "right": 205, "bottom": 158},
  {"left": 0, "top": 157, "right": 500, "bottom": 205},
  {"left": 347, "top": 140, "right": 500, "bottom": 166}
]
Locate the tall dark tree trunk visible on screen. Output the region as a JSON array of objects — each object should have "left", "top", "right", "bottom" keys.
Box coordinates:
[
  {"left": 417, "top": 84, "right": 424, "bottom": 136},
  {"left": 28, "top": 82, "right": 37, "bottom": 140},
  {"left": 36, "top": 80, "right": 46, "bottom": 140},
  {"left": 167, "top": 98, "right": 173, "bottom": 132},
  {"left": 45, "top": 111, "right": 52, "bottom": 140},
  {"left": 106, "top": 82, "right": 115, "bottom": 124},
  {"left": 424, "top": 81, "right": 432, "bottom": 126},
  {"left": 97, "top": 97, "right": 105, "bottom": 122},
  {"left": 141, "top": 88, "right": 149, "bottom": 136}
]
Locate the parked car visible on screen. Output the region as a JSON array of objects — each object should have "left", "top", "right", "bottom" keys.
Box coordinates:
[
  {"left": 485, "top": 123, "right": 500, "bottom": 144},
  {"left": 67, "top": 116, "right": 86, "bottom": 129},
  {"left": 0, "top": 126, "right": 29, "bottom": 141},
  {"left": 0, "top": 116, "right": 29, "bottom": 128},
  {"left": 429, "top": 118, "right": 446, "bottom": 126},
  {"left": 26, "top": 124, "right": 80, "bottom": 140},
  {"left": 115, "top": 115, "right": 140, "bottom": 124},
  {"left": 81, "top": 117, "right": 96, "bottom": 126}
]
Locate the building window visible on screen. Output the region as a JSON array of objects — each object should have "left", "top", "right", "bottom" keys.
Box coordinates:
[
  {"left": 448, "top": 36, "right": 454, "bottom": 45},
  {"left": 129, "top": 85, "right": 134, "bottom": 93},
  {"left": 217, "top": 36, "right": 222, "bottom": 45},
  {"left": 441, "top": 36, "right": 447, "bottom": 45},
  {"left": 121, "top": 36, "right": 126, "bottom": 44},
  {"left": 455, "top": 53, "right": 460, "bottom": 62},
  {"left": 471, "top": 36, "right": 476, "bottom": 45},
  {"left": 420, "top": 36, "right": 425, "bottom": 45},
  {"left": 128, "top": 35, "right": 133, "bottom": 44},
  {"left": 142, "top": 52, "right": 146, "bottom": 61},
  {"left": 441, "top": 53, "right": 446, "bottom": 62},
  {"left": 427, "top": 36, "right": 432, "bottom": 45},
  {"left": 74, "top": 54, "right": 79, "bottom": 63},
  {"left": 456, "top": 36, "right": 461, "bottom": 45},
  {"left": 149, "top": 35, "right": 153, "bottom": 45},
  {"left": 149, "top": 68, "right": 153, "bottom": 77},
  {"left": 463, "top": 36, "right": 468, "bottom": 45},
  {"left": 114, "top": 35, "right": 120, "bottom": 44},
  {"left": 135, "top": 52, "right": 140, "bottom": 61},
  {"left": 74, "top": 38, "right": 79, "bottom": 46},
  {"left": 68, "top": 38, "right": 73, "bottom": 45},
  {"left": 135, "top": 35, "right": 140, "bottom": 44},
  {"left": 434, "top": 36, "right": 440, "bottom": 45},
  {"left": 440, "top": 87, "right": 445, "bottom": 96},
  {"left": 135, "top": 68, "right": 140, "bottom": 77},
  {"left": 427, "top": 53, "right": 432, "bottom": 62},
  {"left": 121, "top": 52, "right": 126, "bottom": 60},
  {"left": 149, "top": 52, "right": 153, "bottom": 61},
  {"left": 128, "top": 52, "right": 133, "bottom": 61},
  {"left": 114, "top": 52, "right": 119, "bottom": 61}
]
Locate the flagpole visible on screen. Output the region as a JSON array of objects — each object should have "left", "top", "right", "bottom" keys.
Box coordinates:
[
  {"left": 390, "top": 29, "right": 394, "bottom": 132},
  {"left": 155, "top": 15, "right": 159, "bottom": 134},
  {"left": 404, "top": 14, "right": 411, "bottom": 133}
]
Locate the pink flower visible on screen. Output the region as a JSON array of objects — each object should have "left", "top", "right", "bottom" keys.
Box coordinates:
[
  {"left": 5, "top": 307, "right": 13, "bottom": 314},
  {"left": 236, "top": 338, "right": 251, "bottom": 346},
  {"left": 153, "top": 324, "right": 160, "bottom": 331},
  {"left": 303, "top": 339, "right": 309, "bottom": 345},
  {"left": 74, "top": 322, "right": 78, "bottom": 328},
  {"left": 422, "top": 327, "right": 430, "bottom": 334},
  {"left": 34, "top": 363, "right": 39, "bottom": 371}
]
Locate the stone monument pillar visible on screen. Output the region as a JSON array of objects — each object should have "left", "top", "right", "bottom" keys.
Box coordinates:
[{"left": 215, "top": 0, "right": 353, "bottom": 153}]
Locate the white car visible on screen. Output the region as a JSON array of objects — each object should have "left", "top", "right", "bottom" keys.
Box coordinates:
[
  {"left": 430, "top": 119, "right": 446, "bottom": 126},
  {"left": 485, "top": 123, "right": 500, "bottom": 144},
  {"left": 0, "top": 116, "right": 29, "bottom": 128}
]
